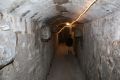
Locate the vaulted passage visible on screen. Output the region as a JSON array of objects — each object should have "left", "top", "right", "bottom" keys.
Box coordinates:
[{"left": 0, "top": 0, "right": 120, "bottom": 80}]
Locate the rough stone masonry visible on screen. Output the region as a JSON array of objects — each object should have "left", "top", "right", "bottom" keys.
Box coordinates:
[{"left": 0, "top": 13, "right": 54, "bottom": 80}]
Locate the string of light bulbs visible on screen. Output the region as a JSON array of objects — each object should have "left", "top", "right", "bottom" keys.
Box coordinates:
[
  {"left": 57, "top": 0, "right": 97, "bottom": 34},
  {"left": 70, "top": 0, "right": 97, "bottom": 25}
]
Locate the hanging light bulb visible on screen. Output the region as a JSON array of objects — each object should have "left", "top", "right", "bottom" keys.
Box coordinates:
[{"left": 65, "top": 22, "right": 71, "bottom": 26}]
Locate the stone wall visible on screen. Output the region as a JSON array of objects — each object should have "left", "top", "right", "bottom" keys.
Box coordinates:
[
  {"left": 78, "top": 11, "right": 120, "bottom": 80},
  {"left": 0, "top": 14, "right": 54, "bottom": 80}
]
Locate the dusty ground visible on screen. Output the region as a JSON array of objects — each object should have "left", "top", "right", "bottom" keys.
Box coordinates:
[{"left": 47, "top": 44, "right": 85, "bottom": 80}]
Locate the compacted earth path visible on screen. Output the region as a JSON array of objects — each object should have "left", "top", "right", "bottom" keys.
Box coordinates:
[{"left": 47, "top": 44, "right": 85, "bottom": 80}]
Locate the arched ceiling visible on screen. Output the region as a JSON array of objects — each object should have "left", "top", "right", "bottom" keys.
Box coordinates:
[{"left": 0, "top": 0, "right": 120, "bottom": 22}]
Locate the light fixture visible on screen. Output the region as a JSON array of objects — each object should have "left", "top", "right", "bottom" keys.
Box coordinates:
[
  {"left": 65, "top": 22, "right": 71, "bottom": 26},
  {"left": 70, "top": 0, "right": 97, "bottom": 25},
  {"left": 57, "top": 0, "right": 97, "bottom": 34}
]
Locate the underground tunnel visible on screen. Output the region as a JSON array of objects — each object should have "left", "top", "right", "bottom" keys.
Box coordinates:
[{"left": 0, "top": 0, "right": 120, "bottom": 80}]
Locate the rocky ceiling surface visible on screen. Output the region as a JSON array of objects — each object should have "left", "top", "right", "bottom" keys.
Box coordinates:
[{"left": 0, "top": 0, "right": 120, "bottom": 22}]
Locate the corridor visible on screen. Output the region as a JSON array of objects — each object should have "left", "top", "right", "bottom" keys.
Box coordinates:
[
  {"left": 47, "top": 44, "right": 85, "bottom": 80},
  {"left": 47, "top": 55, "right": 85, "bottom": 80},
  {"left": 0, "top": 0, "right": 120, "bottom": 80}
]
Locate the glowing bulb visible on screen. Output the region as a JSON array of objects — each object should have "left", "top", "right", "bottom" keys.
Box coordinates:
[{"left": 66, "top": 22, "right": 71, "bottom": 26}]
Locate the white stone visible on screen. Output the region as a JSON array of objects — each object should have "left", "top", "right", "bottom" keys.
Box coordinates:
[{"left": 0, "top": 25, "right": 10, "bottom": 31}]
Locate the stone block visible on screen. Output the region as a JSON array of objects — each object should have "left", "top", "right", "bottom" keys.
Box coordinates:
[{"left": 0, "top": 31, "right": 16, "bottom": 69}]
